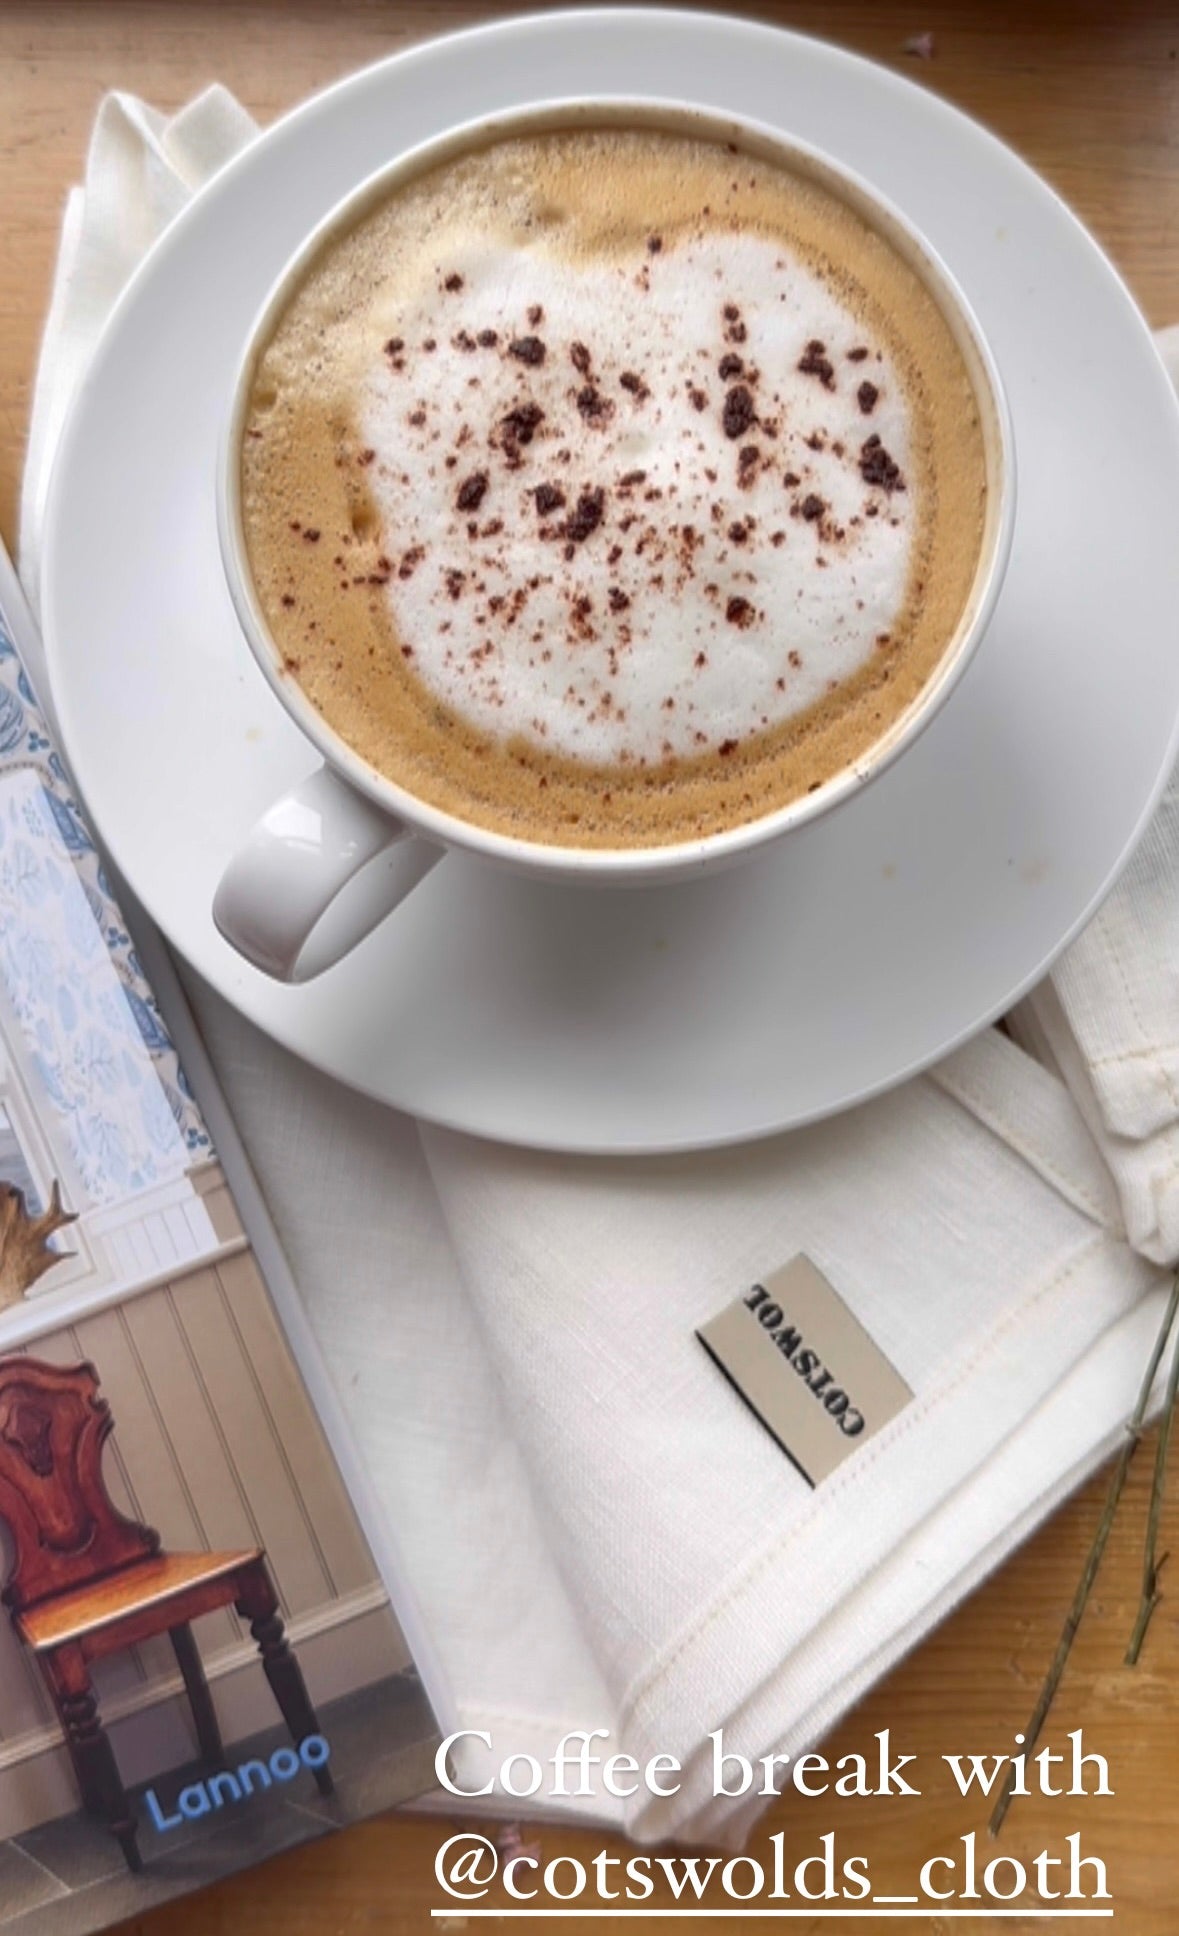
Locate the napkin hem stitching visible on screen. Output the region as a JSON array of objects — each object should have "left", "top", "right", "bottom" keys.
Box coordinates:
[
  {"left": 933, "top": 1065, "right": 1113, "bottom": 1226},
  {"left": 619, "top": 1227, "right": 1119, "bottom": 1727},
  {"left": 1086, "top": 1040, "right": 1179, "bottom": 1069},
  {"left": 1104, "top": 933, "right": 1178, "bottom": 1096}
]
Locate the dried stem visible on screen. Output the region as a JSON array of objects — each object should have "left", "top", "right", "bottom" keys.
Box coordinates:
[
  {"left": 989, "top": 1272, "right": 1179, "bottom": 1838},
  {"left": 1124, "top": 1294, "right": 1179, "bottom": 1663}
]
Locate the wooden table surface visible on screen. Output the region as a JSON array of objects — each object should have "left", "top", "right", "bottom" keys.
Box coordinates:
[{"left": 2, "top": 3, "right": 1178, "bottom": 1930}]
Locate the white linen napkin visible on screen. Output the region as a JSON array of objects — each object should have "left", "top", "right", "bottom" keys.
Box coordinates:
[{"left": 21, "top": 88, "right": 1179, "bottom": 1849}]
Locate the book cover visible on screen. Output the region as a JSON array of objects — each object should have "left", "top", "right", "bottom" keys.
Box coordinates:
[{"left": 0, "top": 567, "right": 442, "bottom": 1932}]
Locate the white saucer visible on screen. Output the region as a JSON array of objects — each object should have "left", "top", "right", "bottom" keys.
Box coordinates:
[{"left": 42, "top": 9, "right": 1179, "bottom": 1154}]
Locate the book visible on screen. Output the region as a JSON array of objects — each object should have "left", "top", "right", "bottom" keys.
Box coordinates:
[{"left": 0, "top": 544, "right": 443, "bottom": 1933}]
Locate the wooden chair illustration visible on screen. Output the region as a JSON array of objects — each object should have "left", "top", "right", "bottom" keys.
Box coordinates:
[{"left": 0, "top": 1355, "right": 332, "bottom": 1872}]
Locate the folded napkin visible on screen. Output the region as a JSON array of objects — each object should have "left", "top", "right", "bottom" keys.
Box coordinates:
[{"left": 21, "top": 88, "right": 1179, "bottom": 1849}]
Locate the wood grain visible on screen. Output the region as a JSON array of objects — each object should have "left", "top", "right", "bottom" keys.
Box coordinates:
[
  {"left": 1, "top": 3, "right": 1177, "bottom": 1929},
  {"left": 18, "top": 1551, "right": 259, "bottom": 1653}
]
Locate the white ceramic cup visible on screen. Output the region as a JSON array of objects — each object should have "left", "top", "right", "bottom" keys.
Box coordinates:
[{"left": 214, "top": 98, "right": 1015, "bottom": 983}]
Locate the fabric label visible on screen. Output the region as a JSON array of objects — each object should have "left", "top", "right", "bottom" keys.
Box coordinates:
[{"left": 696, "top": 1254, "right": 913, "bottom": 1486}]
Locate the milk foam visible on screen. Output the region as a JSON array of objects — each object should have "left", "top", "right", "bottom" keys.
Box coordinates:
[{"left": 357, "top": 230, "right": 914, "bottom": 765}]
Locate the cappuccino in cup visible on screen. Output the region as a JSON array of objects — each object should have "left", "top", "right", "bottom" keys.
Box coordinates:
[{"left": 238, "top": 119, "right": 993, "bottom": 850}]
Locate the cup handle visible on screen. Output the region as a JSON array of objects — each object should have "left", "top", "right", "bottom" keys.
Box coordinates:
[{"left": 212, "top": 764, "right": 442, "bottom": 983}]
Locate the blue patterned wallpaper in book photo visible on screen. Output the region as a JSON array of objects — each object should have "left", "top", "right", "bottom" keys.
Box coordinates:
[{"left": 0, "top": 621, "right": 210, "bottom": 1205}]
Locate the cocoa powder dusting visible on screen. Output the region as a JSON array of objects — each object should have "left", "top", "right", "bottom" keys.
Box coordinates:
[
  {"left": 859, "top": 435, "right": 906, "bottom": 491},
  {"left": 798, "top": 339, "right": 835, "bottom": 389},
  {"left": 619, "top": 371, "right": 649, "bottom": 400},
  {"left": 496, "top": 402, "right": 545, "bottom": 466},
  {"left": 577, "top": 386, "right": 615, "bottom": 428},
  {"left": 563, "top": 487, "right": 606, "bottom": 545},
  {"left": 455, "top": 471, "right": 489, "bottom": 512},
  {"left": 722, "top": 303, "right": 748, "bottom": 345},
  {"left": 533, "top": 482, "right": 567, "bottom": 516},
  {"left": 722, "top": 386, "right": 755, "bottom": 439}
]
